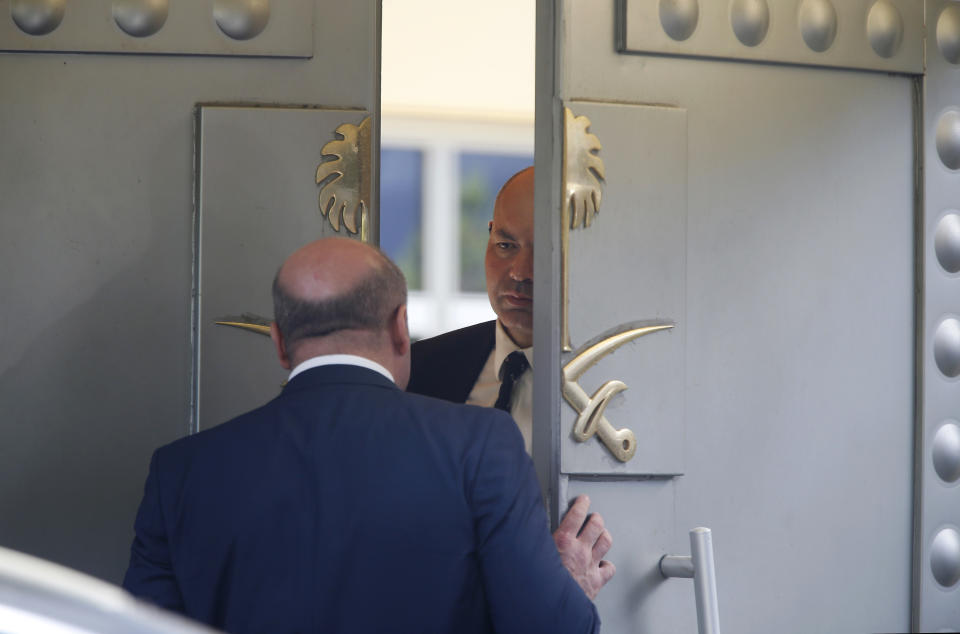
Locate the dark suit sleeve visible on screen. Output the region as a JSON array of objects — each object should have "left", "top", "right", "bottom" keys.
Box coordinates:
[
  {"left": 122, "top": 449, "right": 186, "bottom": 613},
  {"left": 468, "top": 412, "right": 600, "bottom": 634}
]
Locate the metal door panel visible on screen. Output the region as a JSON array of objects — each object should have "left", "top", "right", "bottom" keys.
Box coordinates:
[
  {"left": 562, "top": 478, "right": 694, "bottom": 633},
  {"left": 0, "top": 0, "right": 378, "bottom": 583},
  {"left": 918, "top": 1, "right": 960, "bottom": 629},
  {"left": 618, "top": 0, "right": 923, "bottom": 74},
  {"left": 674, "top": 60, "right": 916, "bottom": 630},
  {"left": 0, "top": 0, "right": 314, "bottom": 57},
  {"left": 562, "top": 101, "right": 686, "bottom": 476},
  {"left": 538, "top": 0, "right": 916, "bottom": 631},
  {"left": 195, "top": 105, "right": 369, "bottom": 430}
]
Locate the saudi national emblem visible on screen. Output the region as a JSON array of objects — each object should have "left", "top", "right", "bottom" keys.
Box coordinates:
[{"left": 560, "top": 106, "right": 675, "bottom": 462}]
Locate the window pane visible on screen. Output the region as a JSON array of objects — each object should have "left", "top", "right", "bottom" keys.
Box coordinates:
[
  {"left": 458, "top": 153, "right": 533, "bottom": 292},
  {"left": 380, "top": 148, "right": 424, "bottom": 289}
]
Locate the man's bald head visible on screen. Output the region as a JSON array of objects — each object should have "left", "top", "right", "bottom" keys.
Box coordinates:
[
  {"left": 485, "top": 166, "right": 534, "bottom": 348},
  {"left": 271, "top": 238, "right": 409, "bottom": 383}
]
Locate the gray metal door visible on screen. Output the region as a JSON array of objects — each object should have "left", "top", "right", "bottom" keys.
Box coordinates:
[
  {"left": 0, "top": 0, "right": 379, "bottom": 584},
  {"left": 533, "top": 1, "right": 960, "bottom": 631}
]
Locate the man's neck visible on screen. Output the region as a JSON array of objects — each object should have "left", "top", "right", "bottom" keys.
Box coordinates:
[
  {"left": 500, "top": 323, "right": 531, "bottom": 350},
  {"left": 495, "top": 321, "right": 533, "bottom": 374}
]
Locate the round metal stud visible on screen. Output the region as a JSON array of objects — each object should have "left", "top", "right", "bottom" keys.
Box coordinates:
[
  {"left": 659, "top": 0, "right": 699, "bottom": 42},
  {"left": 798, "top": 0, "right": 838, "bottom": 53},
  {"left": 934, "top": 317, "right": 960, "bottom": 379},
  {"left": 935, "top": 213, "right": 960, "bottom": 274},
  {"left": 113, "top": 0, "right": 168, "bottom": 38},
  {"left": 731, "top": 0, "right": 770, "bottom": 47},
  {"left": 937, "top": 5, "right": 960, "bottom": 65},
  {"left": 213, "top": 0, "right": 270, "bottom": 41},
  {"left": 933, "top": 422, "right": 960, "bottom": 484},
  {"left": 931, "top": 528, "right": 960, "bottom": 588},
  {"left": 936, "top": 110, "right": 960, "bottom": 171},
  {"left": 866, "top": 0, "right": 903, "bottom": 59},
  {"left": 11, "top": 0, "right": 66, "bottom": 36}
]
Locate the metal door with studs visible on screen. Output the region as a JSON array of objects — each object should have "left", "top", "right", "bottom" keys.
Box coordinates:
[
  {"left": 0, "top": 0, "right": 379, "bottom": 584},
  {"left": 533, "top": 0, "right": 960, "bottom": 631}
]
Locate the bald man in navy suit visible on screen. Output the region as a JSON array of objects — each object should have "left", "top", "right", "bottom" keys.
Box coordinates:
[{"left": 122, "top": 237, "right": 600, "bottom": 634}]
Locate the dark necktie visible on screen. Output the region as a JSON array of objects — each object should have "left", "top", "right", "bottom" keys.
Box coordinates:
[{"left": 494, "top": 351, "right": 529, "bottom": 412}]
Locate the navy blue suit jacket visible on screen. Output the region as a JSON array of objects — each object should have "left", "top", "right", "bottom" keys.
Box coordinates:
[
  {"left": 123, "top": 364, "right": 598, "bottom": 634},
  {"left": 408, "top": 321, "right": 496, "bottom": 403}
]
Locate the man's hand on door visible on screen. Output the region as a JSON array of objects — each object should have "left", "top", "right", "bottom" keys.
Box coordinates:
[{"left": 553, "top": 494, "right": 616, "bottom": 600}]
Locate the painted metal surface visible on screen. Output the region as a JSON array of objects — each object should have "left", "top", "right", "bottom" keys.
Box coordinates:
[
  {"left": 935, "top": 213, "right": 960, "bottom": 273},
  {"left": 213, "top": 0, "right": 270, "bottom": 41},
  {"left": 0, "top": 0, "right": 312, "bottom": 57},
  {"left": 618, "top": 0, "right": 922, "bottom": 75},
  {"left": 660, "top": 528, "right": 722, "bottom": 634},
  {"left": 0, "top": 0, "right": 378, "bottom": 584},
  {"left": 10, "top": 0, "right": 65, "bottom": 35},
  {"left": 194, "top": 106, "right": 370, "bottom": 431},
  {"left": 687, "top": 527, "right": 721, "bottom": 634},
  {"left": 113, "top": 0, "right": 169, "bottom": 38},
  {"left": 539, "top": 0, "right": 915, "bottom": 631},
  {"left": 559, "top": 101, "right": 687, "bottom": 476},
  {"left": 918, "top": 1, "right": 960, "bottom": 629}
]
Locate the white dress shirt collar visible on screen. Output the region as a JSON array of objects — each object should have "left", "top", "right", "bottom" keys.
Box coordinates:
[{"left": 287, "top": 354, "right": 395, "bottom": 384}]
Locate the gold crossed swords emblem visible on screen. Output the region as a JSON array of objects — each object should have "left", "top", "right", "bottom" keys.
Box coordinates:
[{"left": 561, "top": 323, "right": 674, "bottom": 462}]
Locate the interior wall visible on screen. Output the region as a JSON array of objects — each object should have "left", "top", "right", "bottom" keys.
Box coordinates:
[{"left": 381, "top": 0, "right": 534, "bottom": 119}]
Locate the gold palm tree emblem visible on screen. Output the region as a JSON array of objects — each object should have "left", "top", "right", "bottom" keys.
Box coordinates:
[
  {"left": 561, "top": 107, "right": 606, "bottom": 351},
  {"left": 316, "top": 116, "right": 372, "bottom": 239}
]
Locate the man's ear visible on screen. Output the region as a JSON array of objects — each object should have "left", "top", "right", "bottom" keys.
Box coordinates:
[
  {"left": 270, "top": 322, "right": 292, "bottom": 370},
  {"left": 488, "top": 220, "right": 493, "bottom": 234},
  {"left": 388, "top": 304, "right": 410, "bottom": 357}
]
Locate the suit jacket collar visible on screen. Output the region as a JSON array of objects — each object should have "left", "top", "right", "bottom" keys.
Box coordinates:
[
  {"left": 407, "top": 320, "right": 496, "bottom": 403},
  {"left": 281, "top": 364, "right": 398, "bottom": 397}
]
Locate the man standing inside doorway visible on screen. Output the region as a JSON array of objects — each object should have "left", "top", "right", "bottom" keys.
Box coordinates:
[
  {"left": 409, "top": 167, "right": 535, "bottom": 448},
  {"left": 407, "top": 166, "right": 615, "bottom": 600}
]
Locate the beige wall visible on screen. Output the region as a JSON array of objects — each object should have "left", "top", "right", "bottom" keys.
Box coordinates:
[{"left": 381, "top": 0, "right": 535, "bottom": 120}]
